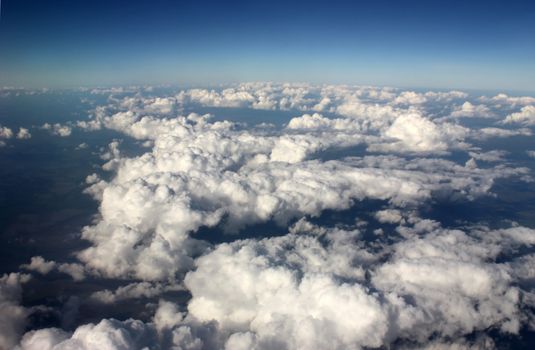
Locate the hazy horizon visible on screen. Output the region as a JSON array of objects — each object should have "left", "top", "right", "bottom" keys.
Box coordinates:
[{"left": 1, "top": 0, "right": 534, "bottom": 91}]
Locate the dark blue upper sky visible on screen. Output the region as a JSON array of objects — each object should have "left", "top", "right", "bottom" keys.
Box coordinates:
[{"left": 0, "top": 0, "right": 534, "bottom": 91}]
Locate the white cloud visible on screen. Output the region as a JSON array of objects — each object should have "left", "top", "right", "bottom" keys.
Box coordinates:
[
  {"left": 373, "top": 228, "right": 521, "bottom": 337},
  {"left": 78, "top": 143, "right": 524, "bottom": 282},
  {"left": 378, "top": 113, "right": 468, "bottom": 153},
  {"left": 394, "top": 91, "right": 428, "bottom": 105},
  {"left": 185, "top": 229, "right": 388, "bottom": 349},
  {"left": 76, "top": 142, "right": 88, "bottom": 150},
  {"left": 20, "top": 256, "right": 86, "bottom": 281},
  {"left": 503, "top": 105, "right": 535, "bottom": 126},
  {"left": 16, "top": 128, "right": 32, "bottom": 139},
  {"left": 286, "top": 113, "right": 362, "bottom": 131},
  {"left": 0, "top": 125, "right": 14, "bottom": 147},
  {"left": 20, "top": 256, "right": 56, "bottom": 275},
  {"left": 18, "top": 319, "right": 155, "bottom": 350},
  {"left": 17, "top": 328, "right": 70, "bottom": 350},
  {"left": 15, "top": 218, "right": 535, "bottom": 349},
  {"left": 180, "top": 219, "right": 533, "bottom": 349},
  {"left": 468, "top": 150, "right": 508, "bottom": 162},
  {"left": 471, "top": 127, "right": 532, "bottom": 139},
  {"left": 375, "top": 209, "right": 405, "bottom": 224},
  {"left": 0, "top": 126, "right": 14, "bottom": 139},
  {"left": 144, "top": 97, "right": 176, "bottom": 114},
  {"left": 42, "top": 123, "right": 72, "bottom": 137},
  {"left": 450, "top": 101, "right": 492, "bottom": 118},
  {"left": 482, "top": 93, "right": 535, "bottom": 107},
  {"left": 17, "top": 301, "right": 215, "bottom": 350},
  {"left": 177, "top": 88, "right": 256, "bottom": 108},
  {"left": 57, "top": 263, "right": 86, "bottom": 281},
  {"left": 68, "top": 92, "right": 530, "bottom": 282},
  {"left": 0, "top": 125, "right": 31, "bottom": 145},
  {"left": 90, "top": 282, "right": 183, "bottom": 304}
]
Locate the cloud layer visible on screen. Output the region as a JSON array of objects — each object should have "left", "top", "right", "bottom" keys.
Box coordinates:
[{"left": 4, "top": 82, "right": 535, "bottom": 349}]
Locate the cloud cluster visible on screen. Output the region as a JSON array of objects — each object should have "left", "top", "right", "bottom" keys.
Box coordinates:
[
  {"left": 20, "top": 256, "right": 86, "bottom": 281},
  {"left": 5, "top": 83, "right": 535, "bottom": 349},
  {"left": 449, "top": 101, "right": 493, "bottom": 119},
  {"left": 17, "top": 319, "right": 154, "bottom": 350},
  {"left": 378, "top": 113, "right": 468, "bottom": 153},
  {"left": 503, "top": 105, "right": 535, "bottom": 126},
  {"left": 42, "top": 123, "right": 72, "bottom": 137},
  {"left": 16, "top": 128, "right": 32, "bottom": 140},
  {"left": 181, "top": 220, "right": 534, "bottom": 349},
  {"left": 0, "top": 125, "right": 14, "bottom": 140},
  {"left": 0, "top": 125, "right": 13, "bottom": 147},
  {"left": 0, "top": 125, "right": 31, "bottom": 146},
  {"left": 58, "top": 83, "right": 532, "bottom": 295},
  {"left": 468, "top": 150, "right": 508, "bottom": 163},
  {"left": 76, "top": 83, "right": 534, "bottom": 154},
  {"left": 15, "top": 218, "right": 535, "bottom": 349},
  {"left": 171, "top": 83, "right": 473, "bottom": 116},
  {"left": 481, "top": 93, "right": 535, "bottom": 107},
  {"left": 71, "top": 103, "right": 528, "bottom": 282}
]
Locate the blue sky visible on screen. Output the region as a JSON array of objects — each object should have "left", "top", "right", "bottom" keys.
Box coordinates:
[{"left": 0, "top": 0, "right": 534, "bottom": 91}]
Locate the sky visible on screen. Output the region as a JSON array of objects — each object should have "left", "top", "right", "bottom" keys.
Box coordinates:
[{"left": 0, "top": 0, "right": 534, "bottom": 91}]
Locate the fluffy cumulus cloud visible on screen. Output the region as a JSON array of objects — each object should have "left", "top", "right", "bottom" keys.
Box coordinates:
[
  {"left": 72, "top": 103, "right": 527, "bottom": 281},
  {"left": 472, "top": 126, "right": 532, "bottom": 139},
  {"left": 17, "top": 319, "right": 155, "bottom": 350},
  {"left": 379, "top": 113, "right": 468, "bottom": 153},
  {"left": 75, "top": 83, "right": 534, "bottom": 154},
  {"left": 42, "top": 123, "right": 72, "bottom": 137},
  {"left": 20, "top": 256, "right": 57, "bottom": 275},
  {"left": 184, "top": 224, "right": 386, "bottom": 349},
  {"left": 182, "top": 220, "right": 534, "bottom": 349},
  {"left": 5, "top": 83, "right": 535, "bottom": 349},
  {"left": 375, "top": 209, "right": 405, "bottom": 224},
  {"left": 0, "top": 125, "right": 14, "bottom": 139},
  {"left": 503, "top": 105, "right": 535, "bottom": 126},
  {"left": 29, "top": 219, "right": 535, "bottom": 350},
  {"left": 16, "top": 300, "right": 219, "bottom": 350},
  {"left": 20, "top": 256, "right": 86, "bottom": 281},
  {"left": 449, "top": 101, "right": 492, "bottom": 118},
  {"left": 16, "top": 128, "right": 32, "bottom": 139},
  {"left": 481, "top": 93, "right": 535, "bottom": 107},
  {"left": 467, "top": 150, "right": 508, "bottom": 163},
  {"left": 0, "top": 125, "right": 31, "bottom": 146},
  {"left": 0, "top": 125, "right": 14, "bottom": 147}
]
